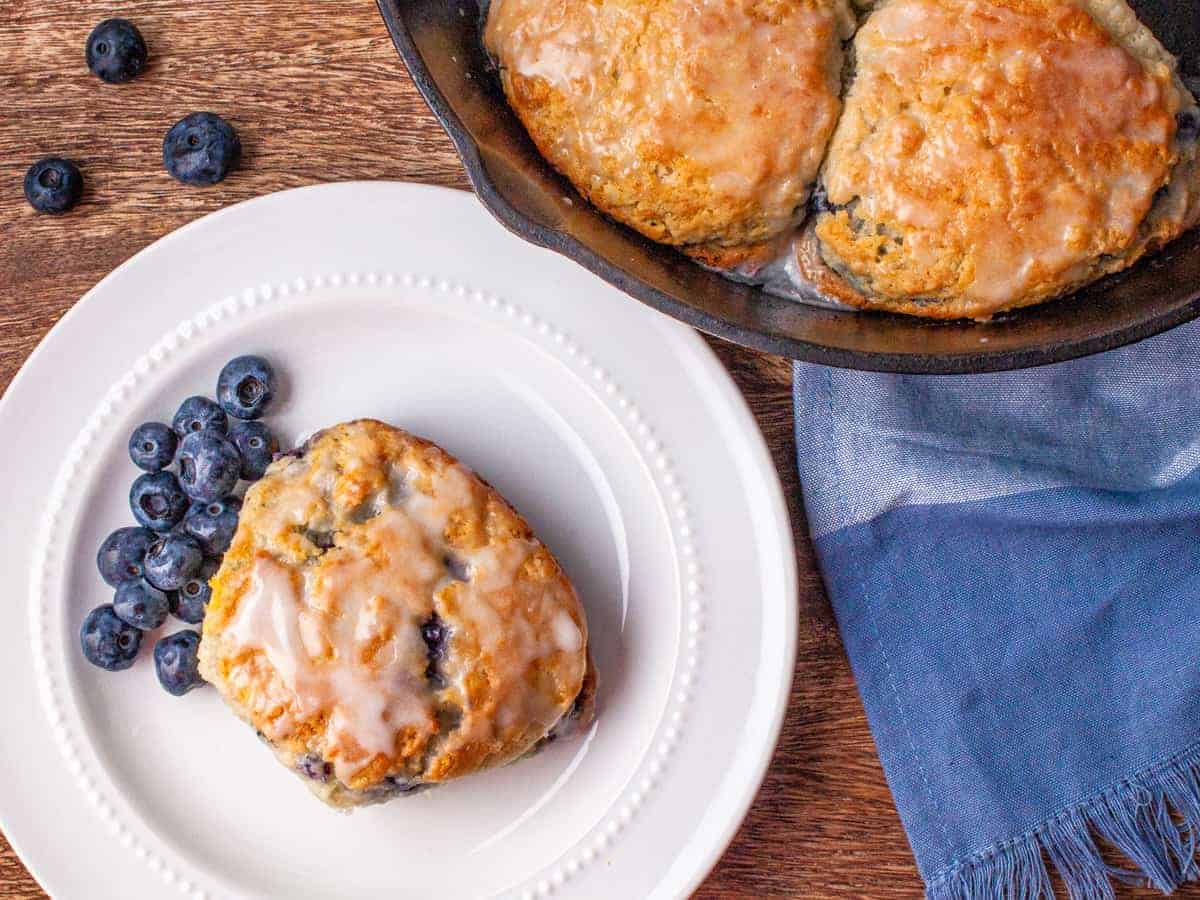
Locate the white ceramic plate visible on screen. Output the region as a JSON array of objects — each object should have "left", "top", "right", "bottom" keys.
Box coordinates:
[{"left": 0, "top": 183, "right": 796, "bottom": 900}]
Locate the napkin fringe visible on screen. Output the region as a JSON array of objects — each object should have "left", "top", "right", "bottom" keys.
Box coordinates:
[{"left": 928, "top": 748, "right": 1200, "bottom": 900}]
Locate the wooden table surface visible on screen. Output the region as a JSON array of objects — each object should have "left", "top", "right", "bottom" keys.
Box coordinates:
[{"left": 0, "top": 3, "right": 1185, "bottom": 898}]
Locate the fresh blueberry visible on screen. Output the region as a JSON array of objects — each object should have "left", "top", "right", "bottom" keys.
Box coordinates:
[
  {"left": 228, "top": 420, "right": 277, "bottom": 480},
  {"left": 171, "top": 395, "right": 227, "bottom": 438},
  {"left": 1178, "top": 109, "right": 1200, "bottom": 145},
  {"left": 163, "top": 113, "right": 241, "bottom": 186},
  {"left": 176, "top": 431, "right": 241, "bottom": 501},
  {"left": 23, "top": 158, "right": 83, "bottom": 214},
  {"left": 113, "top": 581, "right": 170, "bottom": 631},
  {"left": 153, "top": 630, "right": 204, "bottom": 696},
  {"left": 130, "top": 470, "right": 189, "bottom": 531},
  {"left": 216, "top": 356, "right": 275, "bottom": 420},
  {"left": 144, "top": 533, "right": 203, "bottom": 591},
  {"left": 96, "top": 526, "right": 156, "bottom": 586},
  {"left": 128, "top": 422, "right": 177, "bottom": 472},
  {"left": 85, "top": 18, "right": 147, "bottom": 84},
  {"left": 180, "top": 496, "right": 240, "bottom": 555},
  {"left": 170, "top": 557, "right": 218, "bottom": 624},
  {"left": 80, "top": 605, "right": 142, "bottom": 671}
]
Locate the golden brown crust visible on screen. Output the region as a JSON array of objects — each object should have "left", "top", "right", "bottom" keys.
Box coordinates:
[
  {"left": 813, "top": 0, "right": 1200, "bottom": 319},
  {"left": 199, "top": 420, "right": 592, "bottom": 808},
  {"left": 485, "top": 0, "right": 852, "bottom": 253}
]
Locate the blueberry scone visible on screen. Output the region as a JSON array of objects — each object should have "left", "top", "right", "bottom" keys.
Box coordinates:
[
  {"left": 199, "top": 420, "right": 595, "bottom": 809},
  {"left": 484, "top": 0, "right": 855, "bottom": 269},
  {"left": 809, "top": 0, "right": 1200, "bottom": 319}
]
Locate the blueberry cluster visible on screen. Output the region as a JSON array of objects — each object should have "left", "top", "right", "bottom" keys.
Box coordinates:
[
  {"left": 23, "top": 18, "right": 240, "bottom": 215},
  {"left": 81, "top": 356, "right": 280, "bottom": 696}
]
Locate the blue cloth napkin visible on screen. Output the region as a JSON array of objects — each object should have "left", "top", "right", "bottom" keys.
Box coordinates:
[{"left": 793, "top": 320, "right": 1200, "bottom": 900}]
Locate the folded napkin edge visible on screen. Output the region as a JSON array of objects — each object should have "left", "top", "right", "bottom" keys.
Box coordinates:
[{"left": 927, "top": 739, "right": 1200, "bottom": 900}]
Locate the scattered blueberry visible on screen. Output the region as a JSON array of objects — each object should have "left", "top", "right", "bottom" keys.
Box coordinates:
[
  {"left": 130, "top": 470, "right": 189, "bottom": 532},
  {"left": 180, "top": 496, "right": 240, "bottom": 555},
  {"left": 85, "top": 18, "right": 147, "bottom": 84},
  {"left": 171, "top": 395, "right": 227, "bottom": 438},
  {"left": 80, "top": 605, "right": 142, "bottom": 671},
  {"left": 170, "top": 557, "right": 218, "bottom": 624},
  {"left": 128, "top": 421, "right": 177, "bottom": 472},
  {"left": 144, "top": 533, "right": 203, "bottom": 591},
  {"left": 176, "top": 431, "right": 241, "bottom": 501},
  {"left": 216, "top": 355, "right": 275, "bottom": 420},
  {"left": 96, "top": 526, "right": 156, "bottom": 587},
  {"left": 113, "top": 581, "right": 170, "bottom": 631},
  {"left": 153, "top": 630, "right": 204, "bottom": 696},
  {"left": 228, "top": 420, "right": 277, "bottom": 480},
  {"left": 297, "top": 753, "right": 332, "bottom": 783},
  {"left": 163, "top": 113, "right": 241, "bottom": 186},
  {"left": 23, "top": 158, "right": 83, "bottom": 215}
]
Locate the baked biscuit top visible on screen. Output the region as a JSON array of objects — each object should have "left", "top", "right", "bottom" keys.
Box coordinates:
[
  {"left": 199, "top": 420, "right": 589, "bottom": 793},
  {"left": 485, "top": 0, "right": 853, "bottom": 251},
  {"left": 815, "top": 0, "right": 1187, "bottom": 315}
]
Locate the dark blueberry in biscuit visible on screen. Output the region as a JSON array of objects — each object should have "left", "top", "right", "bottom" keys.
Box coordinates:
[
  {"left": 304, "top": 528, "right": 335, "bottom": 550},
  {"left": 113, "top": 581, "right": 170, "bottom": 631},
  {"left": 130, "top": 471, "right": 189, "bottom": 532},
  {"left": 144, "top": 533, "right": 203, "bottom": 592},
  {"left": 216, "top": 355, "right": 275, "bottom": 420},
  {"left": 97, "top": 526, "right": 156, "bottom": 586},
  {"left": 154, "top": 630, "right": 204, "bottom": 696},
  {"left": 443, "top": 553, "right": 470, "bottom": 582},
  {"left": 811, "top": 183, "right": 836, "bottom": 215},
  {"left": 81, "top": 605, "right": 142, "bottom": 671},
  {"left": 171, "top": 395, "right": 228, "bottom": 438},
  {"left": 163, "top": 113, "right": 241, "bottom": 186},
  {"left": 181, "top": 496, "right": 240, "bottom": 555},
  {"left": 128, "top": 422, "right": 177, "bottom": 472},
  {"left": 1178, "top": 109, "right": 1200, "bottom": 145},
  {"left": 297, "top": 753, "right": 332, "bottom": 783},
  {"left": 85, "top": 18, "right": 147, "bottom": 84},
  {"left": 169, "top": 557, "right": 218, "bottom": 624},
  {"left": 23, "top": 158, "right": 84, "bottom": 215},
  {"left": 421, "top": 614, "right": 447, "bottom": 660},
  {"left": 421, "top": 613, "right": 448, "bottom": 687},
  {"left": 228, "top": 420, "right": 278, "bottom": 480},
  {"left": 382, "top": 776, "right": 428, "bottom": 795},
  {"left": 177, "top": 431, "right": 241, "bottom": 502}
]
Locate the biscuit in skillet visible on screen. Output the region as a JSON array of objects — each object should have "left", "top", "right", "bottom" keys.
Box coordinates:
[
  {"left": 484, "top": 0, "right": 855, "bottom": 267},
  {"left": 811, "top": 0, "right": 1200, "bottom": 319},
  {"left": 198, "top": 420, "right": 594, "bottom": 808}
]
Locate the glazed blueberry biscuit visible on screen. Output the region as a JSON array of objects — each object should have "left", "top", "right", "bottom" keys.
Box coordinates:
[
  {"left": 484, "top": 0, "right": 855, "bottom": 268},
  {"left": 810, "top": 0, "right": 1200, "bottom": 318},
  {"left": 199, "top": 420, "right": 594, "bottom": 808}
]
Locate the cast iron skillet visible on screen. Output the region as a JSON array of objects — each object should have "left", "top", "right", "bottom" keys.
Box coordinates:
[{"left": 377, "top": 0, "right": 1200, "bottom": 373}]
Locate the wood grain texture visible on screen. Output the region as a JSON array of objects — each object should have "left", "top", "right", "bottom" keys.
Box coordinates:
[{"left": 0, "top": 2, "right": 1187, "bottom": 898}]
